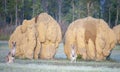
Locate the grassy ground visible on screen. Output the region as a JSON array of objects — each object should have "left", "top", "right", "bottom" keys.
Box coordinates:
[
  {"left": 0, "top": 41, "right": 120, "bottom": 72},
  {"left": 0, "top": 35, "right": 9, "bottom": 40}
]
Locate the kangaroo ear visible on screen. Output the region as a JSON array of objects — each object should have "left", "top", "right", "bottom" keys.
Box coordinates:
[
  {"left": 12, "top": 41, "right": 14, "bottom": 45},
  {"left": 14, "top": 41, "right": 16, "bottom": 45},
  {"left": 71, "top": 44, "right": 74, "bottom": 49},
  {"left": 12, "top": 41, "right": 16, "bottom": 46}
]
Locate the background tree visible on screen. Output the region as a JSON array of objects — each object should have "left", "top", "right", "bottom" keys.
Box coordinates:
[
  {"left": 57, "top": 0, "right": 62, "bottom": 24},
  {"left": 115, "top": 0, "right": 120, "bottom": 26},
  {"left": 0, "top": 0, "right": 120, "bottom": 40}
]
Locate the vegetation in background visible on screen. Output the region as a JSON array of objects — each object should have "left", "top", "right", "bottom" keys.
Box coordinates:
[
  {"left": 0, "top": 35, "right": 9, "bottom": 40},
  {"left": 0, "top": 0, "right": 120, "bottom": 40}
]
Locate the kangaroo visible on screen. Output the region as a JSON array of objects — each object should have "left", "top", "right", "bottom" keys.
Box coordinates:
[
  {"left": 70, "top": 44, "right": 77, "bottom": 63},
  {"left": 6, "top": 41, "right": 16, "bottom": 64}
]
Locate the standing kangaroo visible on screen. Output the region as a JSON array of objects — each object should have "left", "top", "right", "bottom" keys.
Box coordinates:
[
  {"left": 6, "top": 41, "right": 16, "bottom": 63},
  {"left": 70, "top": 44, "right": 77, "bottom": 63}
]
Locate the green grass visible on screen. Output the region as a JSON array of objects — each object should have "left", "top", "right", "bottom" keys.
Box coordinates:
[
  {"left": 0, "top": 35, "right": 9, "bottom": 40},
  {"left": 77, "top": 54, "right": 82, "bottom": 59},
  {"left": 114, "top": 45, "right": 120, "bottom": 50},
  {"left": 0, "top": 41, "right": 120, "bottom": 72}
]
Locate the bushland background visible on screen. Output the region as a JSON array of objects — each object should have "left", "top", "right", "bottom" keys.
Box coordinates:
[{"left": 0, "top": 0, "right": 120, "bottom": 40}]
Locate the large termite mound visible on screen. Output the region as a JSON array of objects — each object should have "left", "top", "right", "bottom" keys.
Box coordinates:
[
  {"left": 64, "top": 17, "right": 116, "bottom": 61},
  {"left": 113, "top": 24, "right": 120, "bottom": 44},
  {"left": 9, "top": 13, "right": 62, "bottom": 59}
]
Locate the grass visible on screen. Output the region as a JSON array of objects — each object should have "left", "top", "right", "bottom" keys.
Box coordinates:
[
  {"left": 0, "top": 35, "right": 9, "bottom": 40},
  {"left": 0, "top": 61, "right": 120, "bottom": 72},
  {"left": 77, "top": 54, "right": 82, "bottom": 59},
  {"left": 114, "top": 45, "right": 120, "bottom": 50},
  {"left": 0, "top": 41, "right": 120, "bottom": 72}
]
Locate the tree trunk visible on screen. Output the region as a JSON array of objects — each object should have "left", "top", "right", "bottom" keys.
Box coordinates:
[
  {"left": 4, "top": 0, "right": 7, "bottom": 24},
  {"left": 58, "top": 0, "right": 62, "bottom": 24},
  {"left": 87, "top": 1, "right": 92, "bottom": 16},
  {"left": 4, "top": 0, "right": 7, "bottom": 13},
  {"left": 55, "top": 13, "right": 58, "bottom": 22},
  {"left": 100, "top": 0, "right": 105, "bottom": 18},
  {"left": 41, "top": 0, "right": 48, "bottom": 13},
  {"left": 15, "top": 0, "right": 18, "bottom": 26},
  {"left": 10, "top": 14, "right": 13, "bottom": 25},
  {"left": 22, "top": 0, "right": 24, "bottom": 20},
  {"left": 115, "top": 6, "right": 119, "bottom": 26},
  {"left": 32, "top": 0, "right": 36, "bottom": 17},
  {"left": 45, "top": 1, "right": 48, "bottom": 13},
  {"left": 108, "top": 7, "right": 111, "bottom": 27},
  {"left": 72, "top": 0, "right": 75, "bottom": 21}
]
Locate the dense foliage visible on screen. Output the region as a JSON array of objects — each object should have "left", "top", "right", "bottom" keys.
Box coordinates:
[{"left": 0, "top": 0, "right": 120, "bottom": 39}]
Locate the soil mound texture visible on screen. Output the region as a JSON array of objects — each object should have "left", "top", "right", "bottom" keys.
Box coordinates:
[
  {"left": 9, "top": 13, "right": 62, "bottom": 59},
  {"left": 64, "top": 17, "right": 116, "bottom": 61},
  {"left": 113, "top": 25, "right": 120, "bottom": 44}
]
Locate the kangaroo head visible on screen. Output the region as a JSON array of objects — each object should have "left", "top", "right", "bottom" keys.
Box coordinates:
[
  {"left": 71, "top": 44, "right": 75, "bottom": 50},
  {"left": 12, "top": 41, "right": 16, "bottom": 47}
]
